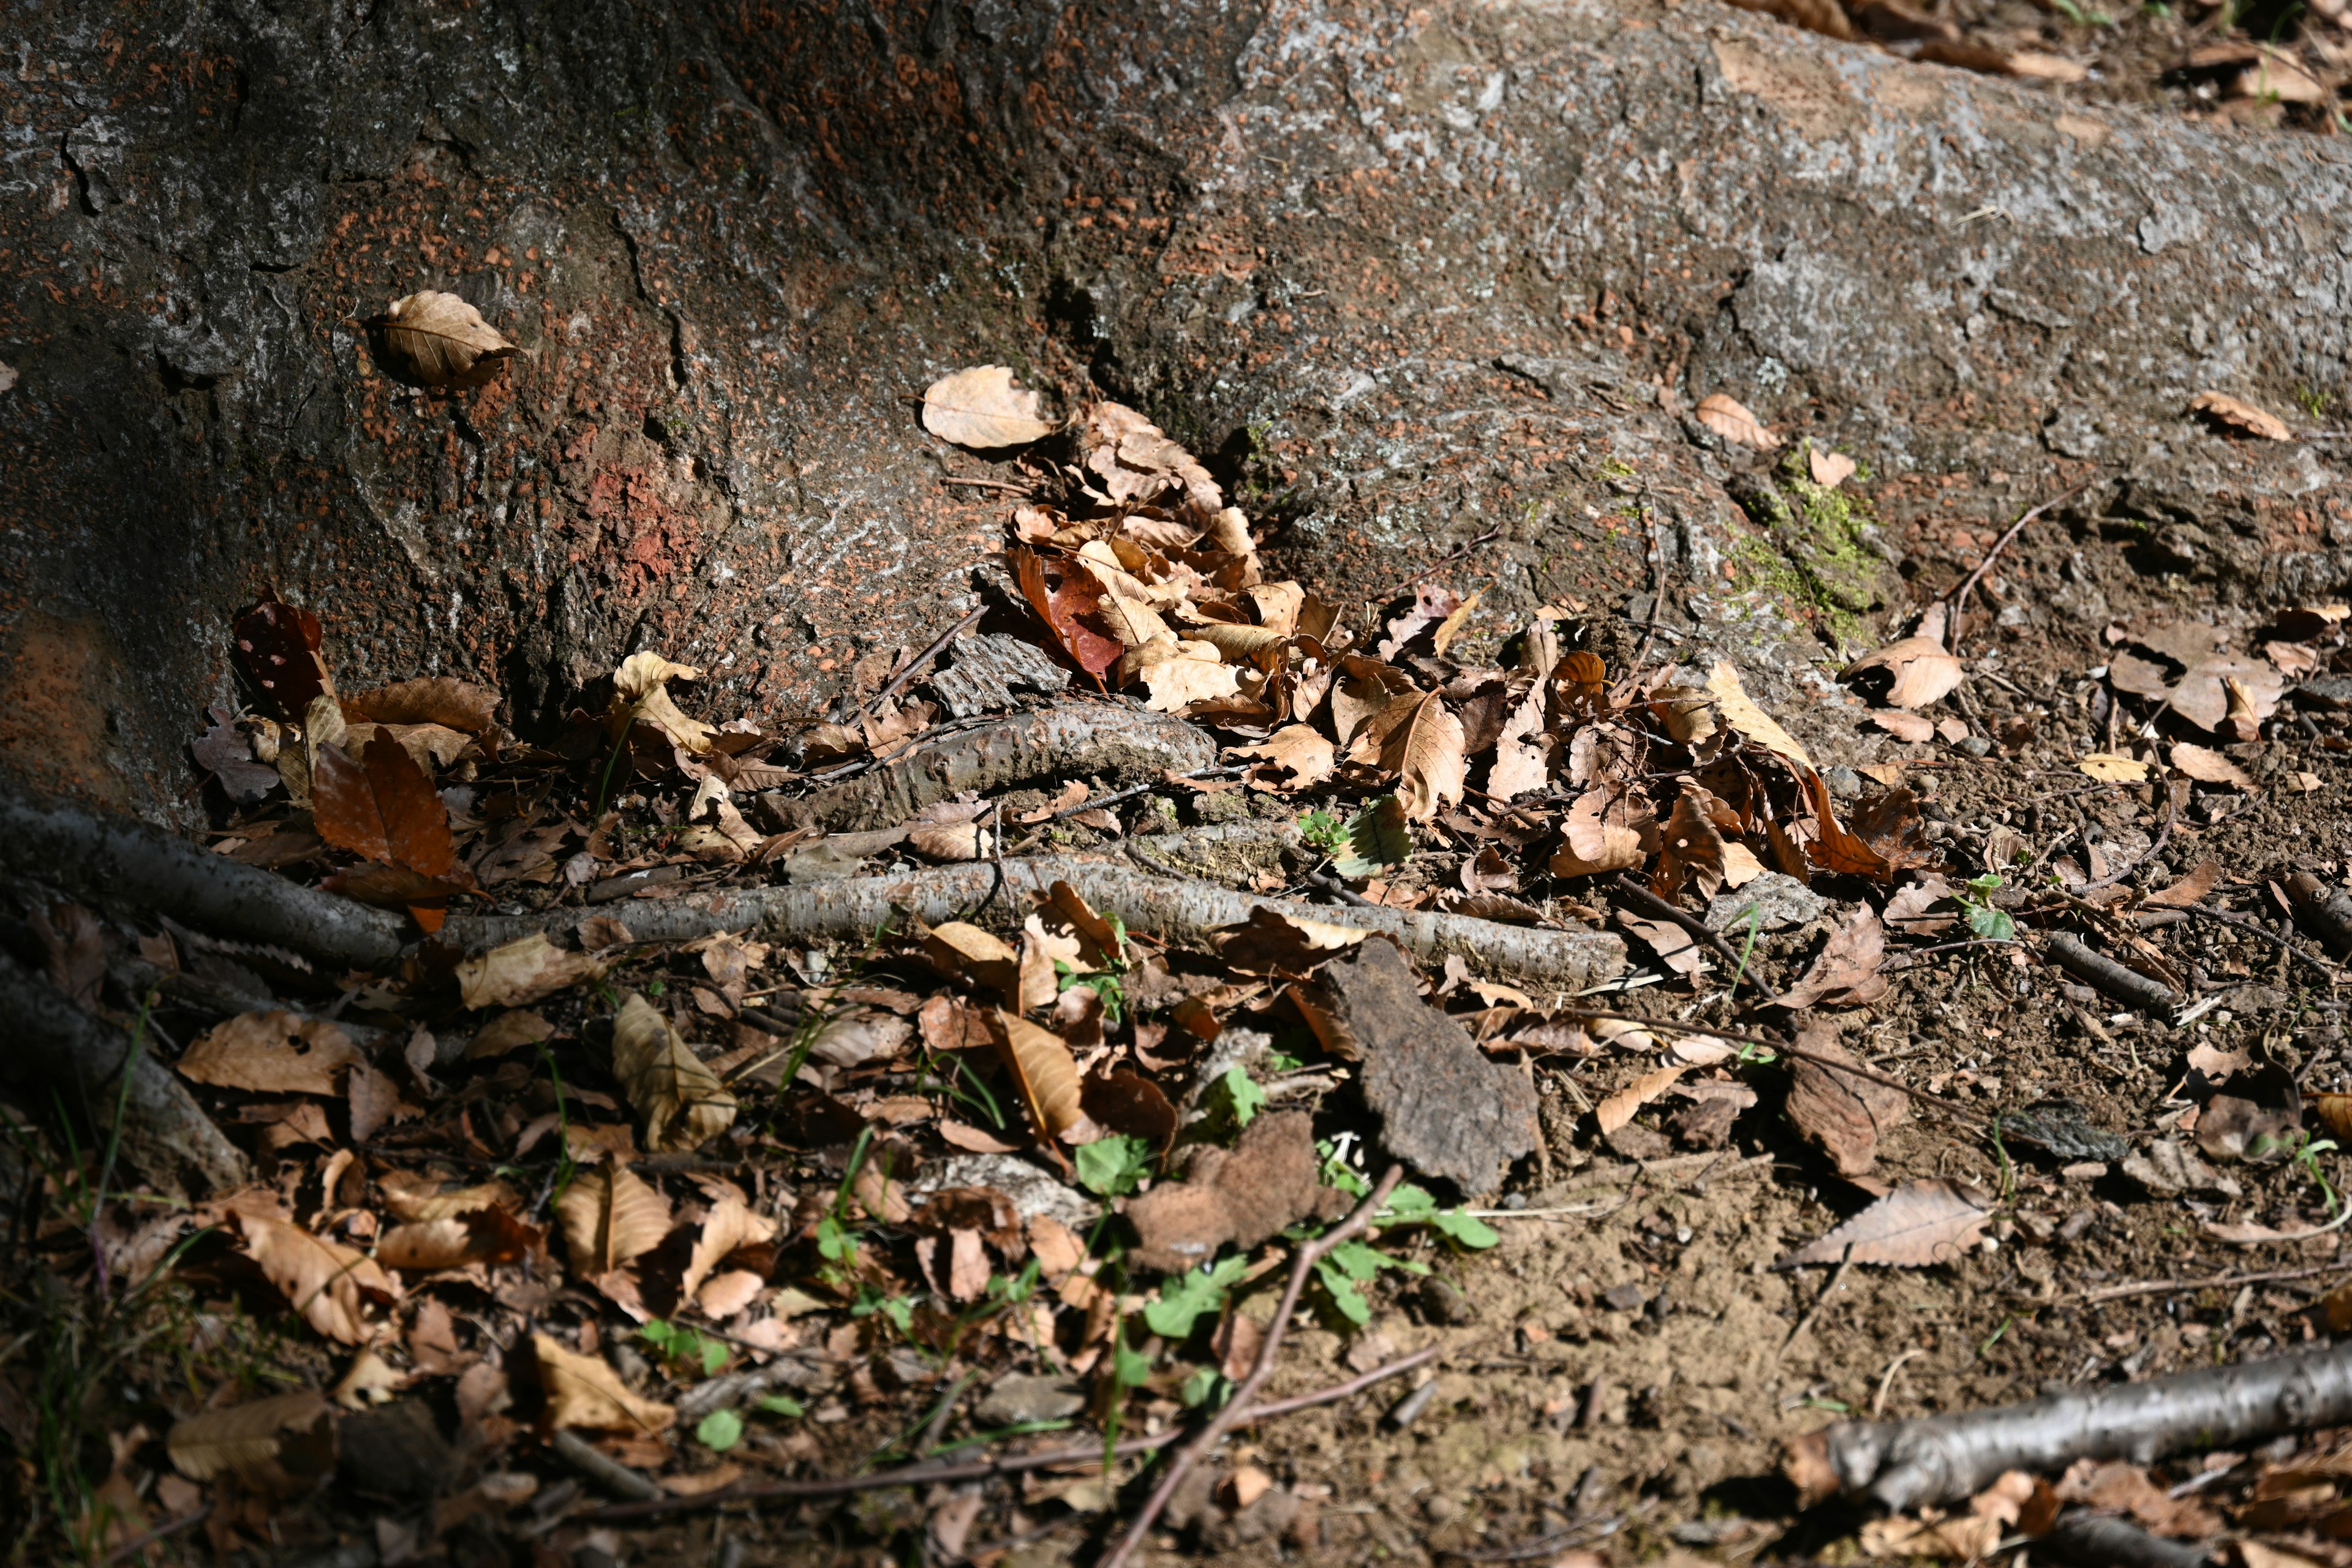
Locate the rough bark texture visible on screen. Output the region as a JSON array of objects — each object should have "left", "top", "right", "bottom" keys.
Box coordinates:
[
  {"left": 6, "top": 0, "right": 2351, "bottom": 821},
  {"left": 445, "top": 855, "right": 1628, "bottom": 991}
]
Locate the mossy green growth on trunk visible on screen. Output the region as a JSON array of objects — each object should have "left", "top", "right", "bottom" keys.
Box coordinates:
[{"left": 1724, "top": 442, "right": 1895, "bottom": 654}]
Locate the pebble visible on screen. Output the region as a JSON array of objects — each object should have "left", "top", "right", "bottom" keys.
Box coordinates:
[
  {"left": 974, "top": 1373, "right": 1087, "bottom": 1428},
  {"left": 1825, "top": 765, "right": 1864, "bottom": 800},
  {"left": 1705, "top": 872, "right": 1829, "bottom": 933}
]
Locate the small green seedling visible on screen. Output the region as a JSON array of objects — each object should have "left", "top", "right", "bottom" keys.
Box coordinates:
[
  {"left": 1076, "top": 1134, "right": 1155, "bottom": 1199},
  {"left": 641, "top": 1319, "right": 729, "bottom": 1378},
  {"left": 1956, "top": 874, "right": 2016, "bottom": 943}
]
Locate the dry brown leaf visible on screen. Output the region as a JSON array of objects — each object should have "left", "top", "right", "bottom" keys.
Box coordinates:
[
  {"left": 554, "top": 1161, "right": 673, "bottom": 1275},
  {"left": 529, "top": 1333, "right": 676, "bottom": 1434},
  {"left": 1430, "top": 587, "right": 1483, "bottom": 656},
  {"left": 1213, "top": 907, "right": 1368, "bottom": 974},
  {"left": 1126, "top": 1111, "right": 1331, "bottom": 1273},
  {"left": 921, "top": 366, "right": 1055, "bottom": 448},
  {"left": 680, "top": 1194, "right": 780, "bottom": 1304},
  {"left": 467, "top": 1009, "right": 556, "bottom": 1061},
  {"left": 2142, "top": 860, "right": 2220, "bottom": 910},
  {"left": 610, "top": 650, "right": 717, "bottom": 755},
  {"left": 167, "top": 1390, "right": 338, "bottom": 1496},
  {"left": 1133, "top": 636, "right": 1243, "bottom": 712},
  {"left": 2078, "top": 753, "right": 2151, "bottom": 783},
  {"left": 1651, "top": 787, "right": 1727, "bottom": 904},
  {"left": 179, "top": 1011, "right": 362, "bottom": 1096},
  {"left": 1784, "top": 1028, "right": 1909, "bottom": 1177},
  {"left": 989, "top": 1010, "right": 1088, "bottom": 1148},
  {"left": 2169, "top": 657, "right": 2282, "bottom": 734},
  {"left": 905, "top": 798, "right": 995, "bottom": 862},
  {"left": 1229, "top": 725, "right": 1336, "bottom": 791},
  {"left": 1771, "top": 907, "right": 1890, "bottom": 1008},
  {"left": 2171, "top": 742, "right": 2252, "bottom": 788},
  {"left": 1362, "top": 690, "right": 1466, "bottom": 822},
  {"left": 333, "top": 1346, "right": 404, "bottom": 1409},
  {"left": 1842, "top": 637, "right": 1964, "bottom": 710},
  {"left": 377, "top": 1205, "right": 541, "bottom": 1273},
  {"left": 611, "top": 994, "right": 736, "bottom": 1153},
  {"left": 1487, "top": 684, "right": 1551, "bottom": 801},
  {"left": 456, "top": 933, "right": 607, "bottom": 1009},
  {"left": 369, "top": 290, "right": 515, "bottom": 388},
  {"left": 237, "top": 1211, "right": 399, "bottom": 1344},
  {"left": 1077, "top": 401, "right": 1224, "bottom": 521},
  {"left": 2191, "top": 390, "right": 2293, "bottom": 441},
  {"left": 1550, "top": 788, "right": 1651, "bottom": 878},
  {"left": 1867, "top": 710, "right": 1937, "bottom": 744},
  {"left": 1696, "top": 392, "right": 1780, "bottom": 450},
  {"left": 1808, "top": 447, "right": 1856, "bottom": 488},
  {"left": 1779, "top": 1180, "right": 1995, "bottom": 1267},
  {"left": 922, "top": 921, "right": 1023, "bottom": 1009},
  {"left": 345, "top": 676, "right": 500, "bottom": 735},
  {"left": 1594, "top": 1066, "right": 1685, "bottom": 1136},
  {"left": 1706, "top": 662, "right": 1812, "bottom": 767}
]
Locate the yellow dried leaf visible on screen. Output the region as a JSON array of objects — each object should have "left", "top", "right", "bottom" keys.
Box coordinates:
[
  {"left": 1695, "top": 392, "right": 1779, "bottom": 450},
  {"left": 1706, "top": 662, "right": 1812, "bottom": 767},
  {"left": 1596, "top": 1066, "right": 1684, "bottom": 1136},
  {"left": 530, "top": 1333, "right": 675, "bottom": 1434},
  {"left": 554, "top": 1161, "right": 674, "bottom": 1275},
  {"left": 989, "top": 1008, "right": 1088, "bottom": 1145},
  {"left": 236, "top": 1211, "right": 399, "bottom": 1345},
  {"left": 922, "top": 366, "right": 1055, "bottom": 448},
  {"left": 2079, "top": 753, "right": 2151, "bottom": 783},
  {"left": 179, "top": 1011, "right": 362, "bottom": 1096},
  {"left": 609, "top": 651, "right": 717, "bottom": 755},
  {"left": 456, "top": 933, "right": 607, "bottom": 1009},
  {"left": 369, "top": 290, "right": 516, "bottom": 388},
  {"left": 167, "top": 1390, "right": 338, "bottom": 1495},
  {"left": 679, "top": 1195, "right": 779, "bottom": 1303},
  {"left": 922, "top": 921, "right": 1023, "bottom": 1009},
  {"left": 611, "top": 993, "right": 736, "bottom": 1153}
]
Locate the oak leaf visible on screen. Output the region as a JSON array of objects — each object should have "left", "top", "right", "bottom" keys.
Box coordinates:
[
  {"left": 1779, "top": 1180, "right": 1994, "bottom": 1267},
  {"left": 180, "top": 1011, "right": 363, "bottom": 1096},
  {"left": 921, "top": 365, "right": 1055, "bottom": 448},
  {"left": 611, "top": 993, "right": 736, "bottom": 1153},
  {"left": 237, "top": 1210, "right": 399, "bottom": 1344},
  {"left": 529, "top": 1333, "right": 675, "bottom": 1434},
  {"left": 1550, "top": 789, "right": 1651, "bottom": 878}
]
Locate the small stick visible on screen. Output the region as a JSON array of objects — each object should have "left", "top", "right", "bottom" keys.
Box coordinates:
[
  {"left": 579, "top": 1343, "right": 1436, "bottom": 1522},
  {"left": 935, "top": 475, "right": 1033, "bottom": 493},
  {"left": 2078, "top": 1264, "right": 2346, "bottom": 1305},
  {"left": 551, "top": 1429, "right": 663, "bottom": 1501},
  {"left": 2179, "top": 903, "right": 2345, "bottom": 984},
  {"left": 1003, "top": 767, "right": 1244, "bottom": 854},
  {"left": 100, "top": 1506, "right": 212, "bottom": 1567},
  {"left": 2045, "top": 932, "right": 2178, "bottom": 1018},
  {"left": 1609, "top": 875, "right": 1758, "bottom": 992},
  {"left": 1101, "top": 1166, "right": 1408, "bottom": 1568},
  {"left": 1939, "top": 478, "right": 2093, "bottom": 655},
  {"left": 2285, "top": 871, "right": 2352, "bottom": 957},
  {"left": 832, "top": 606, "right": 987, "bottom": 725},
  {"left": 1781, "top": 1253, "right": 1855, "bottom": 1352},
  {"left": 1377, "top": 526, "right": 1502, "bottom": 602}
]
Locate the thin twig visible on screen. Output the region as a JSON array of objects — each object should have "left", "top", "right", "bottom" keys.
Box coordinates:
[
  {"left": 1781, "top": 1253, "right": 1855, "bottom": 1352},
  {"left": 1940, "top": 478, "right": 2092, "bottom": 655},
  {"left": 101, "top": 1506, "right": 212, "bottom": 1566},
  {"left": 1377, "top": 527, "right": 1502, "bottom": 601},
  {"left": 1003, "top": 766, "right": 1244, "bottom": 855},
  {"left": 935, "top": 475, "right": 1033, "bottom": 493},
  {"left": 1610, "top": 875, "right": 1758, "bottom": 992},
  {"left": 2080, "top": 794, "right": 2177, "bottom": 893},
  {"left": 2077, "top": 1265, "right": 2348, "bottom": 1305},
  {"left": 2180, "top": 903, "right": 2346, "bottom": 985},
  {"left": 578, "top": 1344, "right": 1437, "bottom": 1522},
  {"left": 1101, "top": 1166, "right": 1408, "bottom": 1568},
  {"left": 833, "top": 605, "right": 987, "bottom": 725}
]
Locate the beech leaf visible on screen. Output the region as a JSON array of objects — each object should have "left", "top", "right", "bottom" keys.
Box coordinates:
[
  {"left": 554, "top": 1161, "right": 674, "bottom": 1275},
  {"left": 167, "top": 1390, "right": 339, "bottom": 1496},
  {"left": 179, "top": 1011, "right": 363, "bottom": 1096},
  {"left": 529, "top": 1332, "right": 676, "bottom": 1434},
  {"left": 1359, "top": 690, "right": 1467, "bottom": 822},
  {"left": 456, "top": 933, "right": 608, "bottom": 1009},
  {"left": 922, "top": 365, "right": 1056, "bottom": 448},
  {"left": 369, "top": 290, "right": 516, "bottom": 388},
  {"left": 1779, "top": 1180, "right": 1994, "bottom": 1268},
  {"left": 1695, "top": 392, "right": 1780, "bottom": 449},
  {"left": 236, "top": 1210, "right": 399, "bottom": 1345},
  {"left": 611, "top": 993, "right": 736, "bottom": 1153}
]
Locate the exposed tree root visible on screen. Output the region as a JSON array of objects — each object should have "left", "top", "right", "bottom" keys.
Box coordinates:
[
  {"left": 776, "top": 704, "right": 1220, "bottom": 832},
  {"left": 0, "top": 948, "right": 251, "bottom": 1199},
  {"left": 446, "top": 856, "right": 1627, "bottom": 992},
  {"left": 1785, "top": 1340, "right": 2352, "bottom": 1512},
  {"left": 0, "top": 786, "right": 407, "bottom": 970}
]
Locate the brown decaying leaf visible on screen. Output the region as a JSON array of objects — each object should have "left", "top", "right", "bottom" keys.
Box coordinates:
[
  {"left": 369, "top": 290, "right": 516, "bottom": 388},
  {"left": 467, "top": 1008, "right": 556, "bottom": 1060},
  {"left": 167, "top": 1390, "right": 338, "bottom": 1496},
  {"left": 1651, "top": 787, "right": 1727, "bottom": 904},
  {"left": 1125, "top": 1111, "right": 1334, "bottom": 1273},
  {"left": 233, "top": 598, "right": 331, "bottom": 721},
  {"left": 905, "top": 798, "right": 995, "bottom": 862},
  {"left": 456, "top": 933, "right": 608, "bottom": 1009},
  {"left": 1808, "top": 447, "right": 1857, "bottom": 488},
  {"left": 989, "top": 1009, "right": 1090, "bottom": 1150},
  {"left": 1867, "top": 709, "right": 1937, "bottom": 744},
  {"left": 2169, "top": 657, "right": 2282, "bottom": 736},
  {"left": 1784, "top": 1027, "right": 1910, "bottom": 1177},
  {"left": 1359, "top": 690, "right": 1466, "bottom": 822},
  {"left": 1695, "top": 392, "right": 1780, "bottom": 450},
  {"left": 1229, "top": 724, "right": 1336, "bottom": 791},
  {"left": 1550, "top": 789, "right": 1651, "bottom": 878},
  {"left": 237, "top": 1210, "right": 400, "bottom": 1344},
  {"left": 347, "top": 1061, "right": 402, "bottom": 1142},
  {"left": 611, "top": 994, "right": 736, "bottom": 1153},
  {"left": 1011, "top": 546, "right": 1123, "bottom": 682},
  {"left": 179, "top": 1011, "right": 363, "bottom": 1096},
  {"left": 1841, "top": 637, "right": 1964, "bottom": 710},
  {"left": 1213, "top": 906, "right": 1367, "bottom": 976},
  {"left": 2190, "top": 390, "right": 2293, "bottom": 442},
  {"left": 1134, "top": 636, "right": 1243, "bottom": 712},
  {"left": 345, "top": 676, "right": 500, "bottom": 734},
  {"left": 1779, "top": 1180, "right": 1995, "bottom": 1267},
  {"left": 680, "top": 1194, "right": 781, "bottom": 1304},
  {"left": 2141, "top": 859, "right": 2220, "bottom": 908},
  {"left": 554, "top": 1161, "right": 674, "bottom": 1275},
  {"left": 921, "top": 365, "right": 1056, "bottom": 448},
  {"left": 379, "top": 1171, "right": 521, "bottom": 1222},
  {"left": 1595, "top": 1066, "right": 1686, "bottom": 1136},
  {"left": 922, "top": 921, "right": 1023, "bottom": 1009},
  {"left": 1792, "top": 765, "right": 1898, "bottom": 881},
  {"left": 2171, "top": 742, "right": 2252, "bottom": 788},
  {"left": 1080, "top": 1069, "right": 1180, "bottom": 1150},
  {"left": 1771, "top": 907, "right": 1890, "bottom": 1008},
  {"left": 610, "top": 651, "right": 717, "bottom": 756},
  {"left": 530, "top": 1333, "right": 676, "bottom": 1434},
  {"left": 1706, "top": 662, "right": 1812, "bottom": 767},
  {"left": 312, "top": 734, "right": 461, "bottom": 881}
]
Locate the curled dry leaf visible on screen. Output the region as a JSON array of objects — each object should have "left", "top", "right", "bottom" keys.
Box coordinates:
[
  {"left": 2190, "top": 390, "right": 2293, "bottom": 442},
  {"left": 233, "top": 598, "right": 331, "bottom": 722},
  {"left": 456, "top": 933, "right": 608, "bottom": 1009},
  {"left": 530, "top": 1333, "right": 675, "bottom": 1434},
  {"left": 1808, "top": 447, "right": 1857, "bottom": 488},
  {"left": 167, "top": 1390, "right": 339, "bottom": 1496},
  {"left": 1779, "top": 1179, "right": 1995, "bottom": 1267},
  {"left": 2141, "top": 859, "right": 2221, "bottom": 909},
  {"left": 1841, "top": 637, "right": 1964, "bottom": 710},
  {"left": 611, "top": 993, "right": 737, "bottom": 1153},
  {"left": 905, "top": 798, "right": 995, "bottom": 862},
  {"left": 1355, "top": 690, "right": 1466, "bottom": 822},
  {"left": 467, "top": 1008, "right": 556, "bottom": 1061},
  {"left": 379, "top": 1171, "right": 521, "bottom": 1222},
  {"left": 1229, "top": 723, "right": 1336, "bottom": 791},
  {"left": 237, "top": 1210, "right": 399, "bottom": 1345},
  {"left": 179, "top": 1011, "right": 362, "bottom": 1096},
  {"left": 1550, "top": 788, "right": 1651, "bottom": 878},
  {"left": 1695, "top": 391, "right": 1780, "bottom": 450},
  {"left": 1651, "top": 787, "right": 1727, "bottom": 903},
  {"left": 1011, "top": 546, "right": 1123, "bottom": 681},
  {"left": 555, "top": 1161, "right": 673, "bottom": 1275},
  {"left": 368, "top": 290, "right": 516, "bottom": 388},
  {"left": 1770, "top": 907, "right": 1890, "bottom": 1008},
  {"left": 1594, "top": 1066, "right": 1685, "bottom": 1136},
  {"left": 1868, "top": 709, "right": 1937, "bottom": 744},
  {"left": 1125, "top": 1111, "right": 1333, "bottom": 1274},
  {"left": 989, "top": 1009, "right": 1089, "bottom": 1149},
  {"left": 2170, "top": 742, "right": 2252, "bottom": 788},
  {"left": 377, "top": 1205, "right": 542, "bottom": 1273},
  {"left": 921, "top": 365, "right": 1056, "bottom": 448},
  {"left": 922, "top": 921, "right": 1023, "bottom": 1009},
  {"left": 611, "top": 651, "right": 717, "bottom": 755},
  {"left": 345, "top": 676, "right": 500, "bottom": 735},
  {"left": 1706, "top": 662, "right": 1812, "bottom": 767},
  {"left": 679, "top": 1194, "right": 780, "bottom": 1304}
]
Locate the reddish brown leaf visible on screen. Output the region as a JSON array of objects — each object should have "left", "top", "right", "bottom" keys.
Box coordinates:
[
  {"left": 1651, "top": 786, "right": 1727, "bottom": 903},
  {"left": 1783, "top": 1025, "right": 1908, "bottom": 1177},
  {"left": 345, "top": 677, "right": 500, "bottom": 735},
  {"left": 1771, "top": 907, "right": 1890, "bottom": 1008},
  {"left": 312, "top": 744, "right": 390, "bottom": 862},
  {"left": 1009, "top": 546, "right": 1122, "bottom": 681},
  {"left": 1080, "top": 1069, "right": 1180, "bottom": 1151},
  {"left": 233, "top": 598, "right": 330, "bottom": 720},
  {"left": 362, "top": 734, "right": 458, "bottom": 879}
]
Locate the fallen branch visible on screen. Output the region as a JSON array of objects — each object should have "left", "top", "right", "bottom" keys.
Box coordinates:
[
  {"left": 778, "top": 704, "right": 1219, "bottom": 832},
  {"left": 579, "top": 1343, "right": 1438, "bottom": 1521},
  {"left": 448, "top": 856, "right": 1627, "bottom": 990},
  {"left": 1102, "top": 1166, "right": 1407, "bottom": 1568},
  {"left": 2045, "top": 933, "right": 2177, "bottom": 1019},
  {"left": 0, "top": 785, "right": 406, "bottom": 970},
  {"left": 0, "top": 949, "right": 251, "bottom": 1200},
  {"left": 1784, "top": 1339, "right": 2352, "bottom": 1512}
]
